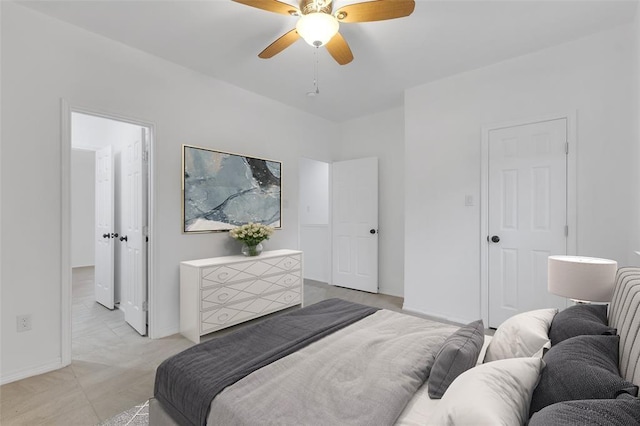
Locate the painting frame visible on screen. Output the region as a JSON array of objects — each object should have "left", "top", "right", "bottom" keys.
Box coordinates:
[{"left": 181, "top": 144, "right": 282, "bottom": 233}]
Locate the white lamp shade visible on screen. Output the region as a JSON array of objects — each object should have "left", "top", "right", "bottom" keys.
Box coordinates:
[
  {"left": 296, "top": 13, "right": 339, "bottom": 47},
  {"left": 548, "top": 255, "right": 618, "bottom": 302}
]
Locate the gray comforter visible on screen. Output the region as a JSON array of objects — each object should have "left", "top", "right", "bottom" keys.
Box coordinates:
[
  {"left": 208, "top": 309, "right": 456, "bottom": 426},
  {"left": 154, "top": 299, "right": 379, "bottom": 426}
]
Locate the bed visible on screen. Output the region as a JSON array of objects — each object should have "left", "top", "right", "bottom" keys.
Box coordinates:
[{"left": 150, "top": 267, "right": 640, "bottom": 425}]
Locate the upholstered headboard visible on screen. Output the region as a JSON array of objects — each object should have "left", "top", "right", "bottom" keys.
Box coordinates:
[{"left": 608, "top": 267, "right": 640, "bottom": 385}]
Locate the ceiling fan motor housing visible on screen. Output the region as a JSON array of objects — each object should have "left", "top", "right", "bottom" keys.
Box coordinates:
[{"left": 300, "top": 0, "right": 333, "bottom": 15}]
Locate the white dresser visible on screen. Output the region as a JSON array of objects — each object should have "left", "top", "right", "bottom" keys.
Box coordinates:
[{"left": 180, "top": 249, "right": 303, "bottom": 343}]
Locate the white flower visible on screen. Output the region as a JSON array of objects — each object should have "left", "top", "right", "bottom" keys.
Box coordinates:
[{"left": 229, "top": 223, "right": 276, "bottom": 244}]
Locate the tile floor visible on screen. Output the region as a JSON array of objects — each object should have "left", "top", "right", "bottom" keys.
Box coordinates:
[{"left": 0, "top": 267, "right": 455, "bottom": 425}]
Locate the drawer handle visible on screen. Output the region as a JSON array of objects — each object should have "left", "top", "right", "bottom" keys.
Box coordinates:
[
  {"left": 283, "top": 261, "right": 292, "bottom": 269},
  {"left": 284, "top": 294, "right": 292, "bottom": 301},
  {"left": 218, "top": 313, "right": 229, "bottom": 322},
  {"left": 218, "top": 272, "right": 229, "bottom": 280},
  {"left": 284, "top": 278, "right": 293, "bottom": 284},
  {"left": 218, "top": 293, "right": 229, "bottom": 301}
]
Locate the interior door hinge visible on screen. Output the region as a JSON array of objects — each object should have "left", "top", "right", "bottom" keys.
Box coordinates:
[
  {"left": 565, "top": 225, "right": 569, "bottom": 237},
  {"left": 565, "top": 142, "right": 569, "bottom": 155},
  {"left": 142, "top": 301, "right": 148, "bottom": 312},
  {"left": 142, "top": 149, "right": 149, "bottom": 163}
]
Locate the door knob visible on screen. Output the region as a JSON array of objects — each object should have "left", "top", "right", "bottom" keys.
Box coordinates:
[
  {"left": 370, "top": 229, "right": 377, "bottom": 234},
  {"left": 103, "top": 233, "right": 110, "bottom": 239},
  {"left": 490, "top": 235, "right": 500, "bottom": 243},
  {"left": 120, "top": 235, "right": 128, "bottom": 242},
  {"left": 111, "top": 233, "right": 118, "bottom": 238}
]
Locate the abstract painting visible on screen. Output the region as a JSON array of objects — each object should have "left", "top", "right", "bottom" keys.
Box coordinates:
[{"left": 182, "top": 145, "right": 281, "bottom": 233}]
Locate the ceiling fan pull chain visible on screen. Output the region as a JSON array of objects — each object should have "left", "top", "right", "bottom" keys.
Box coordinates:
[
  {"left": 314, "top": 47, "right": 320, "bottom": 94},
  {"left": 307, "top": 47, "right": 320, "bottom": 97}
]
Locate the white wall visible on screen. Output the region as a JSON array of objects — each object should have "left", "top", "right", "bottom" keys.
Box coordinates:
[
  {"left": 299, "top": 158, "right": 330, "bottom": 282},
  {"left": 334, "top": 107, "right": 405, "bottom": 297},
  {"left": 299, "top": 158, "right": 329, "bottom": 225},
  {"left": 404, "top": 24, "right": 638, "bottom": 323},
  {"left": 71, "top": 149, "right": 95, "bottom": 267},
  {"left": 0, "top": 2, "right": 334, "bottom": 383}
]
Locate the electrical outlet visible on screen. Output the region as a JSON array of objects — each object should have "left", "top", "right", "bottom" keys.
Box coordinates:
[{"left": 17, "top": 314, "right": 32, "bottom": 332}]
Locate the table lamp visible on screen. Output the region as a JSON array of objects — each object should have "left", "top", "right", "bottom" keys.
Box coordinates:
[{"left": 548, "top": 255, "right": 618, "bottom": 303}]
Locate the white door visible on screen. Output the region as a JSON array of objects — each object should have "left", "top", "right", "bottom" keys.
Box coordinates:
[
  {"left": 488, "top": 118, "right": 568, "bottom": 327},
  {"left": 121, "top": 128, "right": 148, "bottom": 335},
  {"left": 331, "top": 157, "right": 379, "bottom": 293},
  {"left": 95, "top": 146, "right": 115, "bottom": 309}
]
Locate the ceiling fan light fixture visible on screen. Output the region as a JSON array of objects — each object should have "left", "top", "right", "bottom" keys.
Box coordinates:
[{"left": 296, "top": 12, "right": 339, "bottom": 47}]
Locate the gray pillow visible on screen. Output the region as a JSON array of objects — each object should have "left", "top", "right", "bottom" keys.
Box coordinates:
[
  {"left": 530, "top": 334, "right": 638, "bottom": 414},
  {"left": 428, "top": 319, "right": 484, "bottom": 399},
  {"left": 529, "top": 393, "right": 640, "bottom": 426},
  {"left": 549, "top": 304, "right": 616, "bottom": 346}
]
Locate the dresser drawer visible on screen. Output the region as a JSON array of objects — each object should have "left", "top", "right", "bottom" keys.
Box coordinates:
[
  {"left": 201, "top": 254, "right": 301, "bottom": 287},
  {"left": 200, "top": 288, "right": 301, "bottom": 334},
  {"left": 201, "top": 274, "right": 301, "bottom": 310}
]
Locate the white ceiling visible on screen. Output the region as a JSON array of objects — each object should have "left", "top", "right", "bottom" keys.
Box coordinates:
[{"left": 18, "top": 0, "right": 638, "bottom": 122}]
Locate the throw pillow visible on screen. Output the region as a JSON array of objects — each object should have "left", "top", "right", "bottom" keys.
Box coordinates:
[
  {"left": 429, "top": 357, "right": 544, "bottom": 425},
  {"left": 529, "top": 334, "right": 639, "bottom": 414},
  {"left": 428, "top": 319, "right": 484, "bottom": 399},
  {"left": 484, "top": 308, "right": 557, "bottom": 362},
  {"left": 549, "top": 304, "right": 616, "bottom": 346},
  {"left": 529, "top": 393, "right": 640, "bottom": 426}
]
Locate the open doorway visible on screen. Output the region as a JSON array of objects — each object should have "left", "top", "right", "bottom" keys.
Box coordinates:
[
  {"left": 62, "top": 106, "right": 155, "bottom": 366},
  {"left": 71, "top": 112, "right": 149, "bottom": 335},
  {"left": 299, "top": 158, "right": 330, "bottom": 283}
]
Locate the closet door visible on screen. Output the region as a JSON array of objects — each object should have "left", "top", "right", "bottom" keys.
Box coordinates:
[
  {"left": 487, "top": 119, "right": 568, "bottom": 327},
  {"left": 331, "top": 157, "right": 379, "bottom": 293}
]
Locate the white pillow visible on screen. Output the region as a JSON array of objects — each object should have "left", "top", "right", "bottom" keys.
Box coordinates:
[
  {"left": 476, "top": 334, "right": 492, "bottom": 365},
  {"left": 483, "top": 308, "right": 557, "bottom": 362},
  {"left": 428, "top": 357, "right": 544, "bottom": 426}
]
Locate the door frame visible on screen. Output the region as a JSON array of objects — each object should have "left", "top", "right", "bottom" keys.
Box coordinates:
[
  {"left": 479, "top": 111, "right": 577, "bottom": 326},
  {"left": 60, "top": 99, "right": 157, "bottom": 366}
]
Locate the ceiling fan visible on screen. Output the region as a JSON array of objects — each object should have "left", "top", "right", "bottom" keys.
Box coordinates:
[{"left": 232, "top": 0, "right": 416, "bottom": 65}]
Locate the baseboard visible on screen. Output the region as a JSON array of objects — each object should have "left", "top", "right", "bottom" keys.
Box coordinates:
[
  {"left": 0, "top": 357, "right": 64, "bottom": 385},
  {"left": 402, "top": 305, "right": 470, "bottom": 326},
  {"left": 151, "top": 325, "right": 180, "bottom": 340},
  {"left": 381, "top": 288, "right": 403, "bottom": 298},
  {"left": 303, "top": 274, "right": 329, "bottom": 283},
  {"left": 71, "top": 264, "right": 95, "bottom": 269}
]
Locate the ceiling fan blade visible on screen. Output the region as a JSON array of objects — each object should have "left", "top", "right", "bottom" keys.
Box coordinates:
[
  {"left": 232, "top": 0, "right": 300, "bottom": 16},
  {"left": 335, "top": 0, "right": 415, "bottom": 23},
  {"left": 258, "top": 29, "right": 300, "bottom": 58},
  {"left": 325, "top": 32, "right": 354, "bottom": 65}
]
